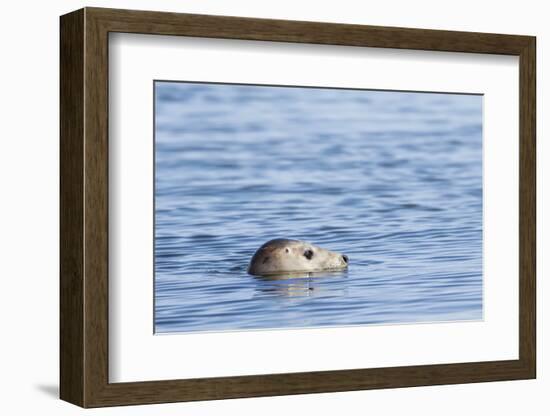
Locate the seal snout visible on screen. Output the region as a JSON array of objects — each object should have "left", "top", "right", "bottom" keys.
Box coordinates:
[{"left": 342, "top": 255, "right": 349, "bottom": 264}]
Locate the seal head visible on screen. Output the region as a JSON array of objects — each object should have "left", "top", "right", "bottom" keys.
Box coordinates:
[{"left": 248, "top": 239, "right": 349, "bottom": 276}]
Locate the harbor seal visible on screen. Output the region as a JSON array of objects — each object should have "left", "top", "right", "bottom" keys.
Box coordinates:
[{"left": 248, "top": 239, "right": 349, "bottom": 276}]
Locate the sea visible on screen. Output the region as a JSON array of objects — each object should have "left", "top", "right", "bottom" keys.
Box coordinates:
[{"left": 154, "top": 81, "right": 483, "bottom": 334}]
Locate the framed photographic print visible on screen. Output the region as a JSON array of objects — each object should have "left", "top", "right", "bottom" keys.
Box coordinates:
[{"left": 60, "top": 7, "right": 536, "bottom": 408}]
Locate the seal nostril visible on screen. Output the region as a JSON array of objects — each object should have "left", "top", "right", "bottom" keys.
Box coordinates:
[{"left": 342, "top": 255, "right": 349, "bottom": 264}]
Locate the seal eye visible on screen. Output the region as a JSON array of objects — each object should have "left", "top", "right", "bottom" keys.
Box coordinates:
[{"left": 303, "top": 249, "right": 314, "bottom": 260}]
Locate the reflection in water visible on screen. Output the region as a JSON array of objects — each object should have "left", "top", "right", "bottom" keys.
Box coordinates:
[
  {"left": 154, "top": 82, "right": 483, "bottom": 334},
  {"left": 254, "top": 271, "right": 349, "bottom": 297}
]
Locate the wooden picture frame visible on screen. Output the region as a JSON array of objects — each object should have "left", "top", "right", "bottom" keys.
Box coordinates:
[{"left": 60, "top": 7, "right": 536, "bottom": 408}]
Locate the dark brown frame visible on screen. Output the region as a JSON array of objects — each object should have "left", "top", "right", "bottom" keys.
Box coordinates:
[{"left": 60, "top": 7, "right": 536, "bottom": 408}]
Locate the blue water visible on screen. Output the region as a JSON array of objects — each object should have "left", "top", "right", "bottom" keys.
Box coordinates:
[{"left": 154, "top": 82, "right": 483, "bottom": 334}]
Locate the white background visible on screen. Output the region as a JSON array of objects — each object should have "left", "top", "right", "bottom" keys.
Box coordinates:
[
  {"left": 110, "top": 34, "right": 519, "bottom": 382},
  {"left": 0, "top": 0, "right": 546, "bottom": 415}
]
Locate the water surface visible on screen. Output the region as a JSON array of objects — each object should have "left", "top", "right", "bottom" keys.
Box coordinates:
[{"left": 154, "top": 82, "right": 483, "bottom": 333}]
